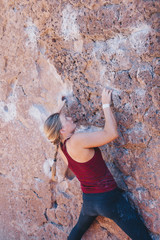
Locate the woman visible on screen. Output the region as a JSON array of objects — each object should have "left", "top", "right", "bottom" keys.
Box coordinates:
[{"left": 44, "top": 89, "right": 152, "bottom": 240}]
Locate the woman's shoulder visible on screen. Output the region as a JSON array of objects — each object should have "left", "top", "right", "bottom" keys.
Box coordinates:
[
  {"left": 68, "top": 131, "right": 91, "bottom": 149},
  {"left": 67, "top": 134, "right": 96, "bottom": 163},
  {"left": 68, "top": 133, "right": 84, "bottom": 149}
]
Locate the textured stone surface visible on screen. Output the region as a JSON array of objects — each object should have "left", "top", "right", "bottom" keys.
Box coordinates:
[{"left": 0, "top": 0, "right": 160, "bottom": 239}]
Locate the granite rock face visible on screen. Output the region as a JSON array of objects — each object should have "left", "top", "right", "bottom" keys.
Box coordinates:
[{"left": 0, "top": 0, "right": 160, "bottom": 239}]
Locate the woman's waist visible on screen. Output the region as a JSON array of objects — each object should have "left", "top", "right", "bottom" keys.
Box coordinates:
[{"left": 76, "top": 170, "right": 115, "bottom": 183}]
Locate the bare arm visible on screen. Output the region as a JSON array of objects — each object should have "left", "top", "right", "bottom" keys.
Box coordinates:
[
  {"left": 103, "top": 89, "right": 118, "bottom": 133},
  {"left": 104, "top": 107, "right": 117, "bottom": 131},
  {"left": 71, "top": 89, "right": 119, "bottom": 149}
]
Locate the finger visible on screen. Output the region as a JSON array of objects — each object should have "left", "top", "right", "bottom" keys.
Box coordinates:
[
  {"left": 102, "top": 88, "right": 106, "bottom": 95},
  {"left": 108, "top": 89, "right": 112, "bottom": 93}
]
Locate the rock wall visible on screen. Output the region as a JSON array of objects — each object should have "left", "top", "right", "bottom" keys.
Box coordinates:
[{"left": 0, "top": 0, "right": 160, "bottom": 239}]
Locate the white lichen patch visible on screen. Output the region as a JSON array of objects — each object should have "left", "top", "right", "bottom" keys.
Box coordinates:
[
  {"left": 123, "top": 102, "right": 132, "bottom": 113},
  {"left": 135, "top": 88, "right": 146, "bottom": 97},
  {"left": 25, "top": 18, "right": 39, "bottom": 50},
  {"left": 105, "top": 35, "right": 127, "bottom": 57},
  {"left": 76, "top": 125, "right": 102, "bottom": 133},
  {"left": 92, "top": 23, "right": 151, "bottom": 87},
  {"left": 29, "top": 104, "right": 48, "bottom": 133},
  {"left": 0, "top": 102, "right": 17, "bottom": 122},
  {"left": 93, "top": 23, "right": 151, "bottom": 58},
  {"left": 43, "top": 158, "right": 54, "bottom": 179},
  {"left": 92, "top": 41, "right": 107, "bottom": 58},
  {"left": 57, "top": 181, "right": 68, "bottom": 192},
  {"left": 129, "top": 24, "right": 151, "bottom": 54},
  {"left": 61, "top": 4, "right": 80, "bottom": 40}
]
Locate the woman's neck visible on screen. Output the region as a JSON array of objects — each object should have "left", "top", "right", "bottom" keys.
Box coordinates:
[{"left": 61, "top": 133, "right": 73, "bottom": 143}]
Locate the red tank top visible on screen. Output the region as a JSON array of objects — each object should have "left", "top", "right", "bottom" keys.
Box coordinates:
[{"left": 60, "top": 139, "right": 117, "bottom": 194}]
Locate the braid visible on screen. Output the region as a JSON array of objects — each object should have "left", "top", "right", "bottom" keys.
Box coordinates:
[
  {"left": 51, "top": 142, "right": 60, "bottom": 182},
  {"left": 43, "top": 112, "right": 63, "bottom": 181},
  {"left": 54, "top": 144, "right": 59, "bottom": 162}
]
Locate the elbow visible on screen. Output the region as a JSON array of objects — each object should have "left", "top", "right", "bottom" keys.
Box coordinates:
[
  {"left": 113, "top": 132, "right": 119, "bottom": 140},
  {"left": 114, "top": 129, "right": 119, "bottom": 137},
  {"left": 103, "top": 129, "right": 119, "bottom": 141},
  {"left": 111, "top": 129, "right": 119, "bottom": 140},
  {"left": 110, "top": 130, "right": 119, "bottom": 141}
]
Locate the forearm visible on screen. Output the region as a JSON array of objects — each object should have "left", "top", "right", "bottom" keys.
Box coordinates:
[
  {"left": 109, "top": 107, "right": 118, "bottom": 128},
  {"left": 101, "top": 88, "right": 118, "bottom": 137},
  {"left": 103, "top": 107, "right": 118, "bottom": 135}
]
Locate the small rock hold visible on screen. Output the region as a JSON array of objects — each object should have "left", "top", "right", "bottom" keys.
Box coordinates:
[{"left": 4, "top": 105, "right": 8, "bottom": 112}]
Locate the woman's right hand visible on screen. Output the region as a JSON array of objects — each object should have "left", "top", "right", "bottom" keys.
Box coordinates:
[{"left": 102, "top": 88, "right": 112, "bottom": 105}]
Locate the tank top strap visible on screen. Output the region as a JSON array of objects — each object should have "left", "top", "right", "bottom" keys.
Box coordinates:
[{"left": 60, "top": 138, "right": 70, "bottom": 152}]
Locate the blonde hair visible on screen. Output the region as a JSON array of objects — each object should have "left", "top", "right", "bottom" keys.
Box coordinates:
[
  {"left": 43, "top": 113, "right": 62, "bottom": 181},
  {"left": 44, "top": 113, "right": 62, "bottom": 145}
]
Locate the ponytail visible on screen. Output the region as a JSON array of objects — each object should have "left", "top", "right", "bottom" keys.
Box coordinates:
[
  {"left": 50, "top": 144, "right": 60, "bottom": 181},
  {"left": 44, "top": 113, "right": 62, "bottom": 181}
]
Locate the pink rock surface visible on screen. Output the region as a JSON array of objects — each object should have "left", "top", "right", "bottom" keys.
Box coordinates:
[{"left": 0, "top": 0, "right": 159, "bottom": 239}]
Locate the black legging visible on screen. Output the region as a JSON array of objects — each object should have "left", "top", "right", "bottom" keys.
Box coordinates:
[{"left": 68, "top": 188, "right": 152, "bottom": 240}]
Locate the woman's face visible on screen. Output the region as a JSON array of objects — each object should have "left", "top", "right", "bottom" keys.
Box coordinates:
[{"left": 60, "top": 113, "right": 76, "bottom": 134}]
